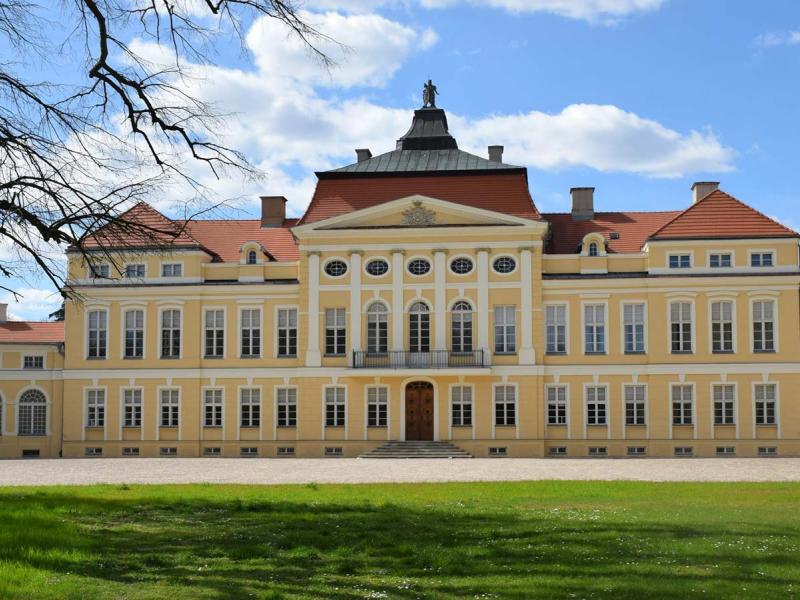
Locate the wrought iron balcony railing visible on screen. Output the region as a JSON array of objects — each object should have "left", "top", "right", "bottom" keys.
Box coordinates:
[{"left": 352, "top": 350, "right": 485, "bottom": 369}]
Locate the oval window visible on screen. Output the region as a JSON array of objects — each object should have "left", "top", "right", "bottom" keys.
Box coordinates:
[
  {"left": 365, "top": 259, "right": 389, "bottom": 277},
  {"left": 450, "top": 257, "right": 473, "bottom": 275},
  {"left": 492, "top": 256, "right": 516, "bottom": 274},
  {"left": 407, "top": 258, "right": 431, "bottom": 276},
  {"left": 324, "top": 259, "right": 348, "bottom": 277}
]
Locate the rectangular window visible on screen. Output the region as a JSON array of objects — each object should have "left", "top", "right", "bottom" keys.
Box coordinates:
[
  {"left": 588, "top": 447, "right": 607, "bottom": 456},
  {"left": 87, "top": 309, "right": 107, "bottom": 359},
  {"left": 161, "top": 263, "right": 182, "bottom": 277},
  {"left": 277, "top": 308, "right": 298, "bottom": 357},
  {"left": 584, "top": 304, "right": 606, "bottom": 354},
  {"left": 711, "top": 301, "right": 734, "bottom": 353},
  {"left": 160, "top": 309, "right": 181, "bottom": 358},
  {"left": 709, "top": 253, "right": 732, "bottom": 268},
  {"left": 674, "top": 446, "right": 693, "bottom": 456},
  {"left": 124, "top": 309, "right": 144, "bottom": 359},
  {"left": 367, "top": 386, "right": 388, "bottom": 427},
  {"left": 494, "top": 385, "right": 516, "bottom": 426},
  {"left": 623, "top": 303, "right": 645, "bottom": 353},
  {"left": 325, "top": 308, "right": 346, "bottom": 356},
  {"left": 160, "top": 447, "right": 177, "bottom": 456},
  {"left": 85, "top": 447, "right": 103, "bottom": 456},
  {"left": 124, "top": 264, "right": 145, "bottom": 278},
  {"left": 758, "top": 446, "right": 777, "bottom": 456},
  {"left": 204, "top": 309, "right": 225, "bottom": 358},
  {"left": 122, "top": 389, "right": 142, "bottom": 428},
  {"left": 240, "top": 309, "right": 261, "bottom": 358},
  {"left": 159, "top": 389, "right": 179, "bottom": 427},
  {"left": 545, "top": 305, "right": 567, "bottom": 354},
  {"left": 627, "top": 446, "right": 646, "bottom": 456},
  {"left": 86, "top": 389, "right": 105, "bottom": 428},
  {"left": 203, "top": 389, "right": 223, "bottom": 427},
  {"left": 624, "top": 385, "right": 646, "bottom": 426},
  {"left": 754, "top": 384, "right": 776, "bottom": 425},
  {"left": 716, "top": 446, "right": 736, "bottom": 456},
  {"left": 670, "top": 302, "right": 692, "bottom": 353},
  {"left": 546, "top": 386, "right": 567, "bottom": 425},
  {"left": 23, "top": 355, "right": 43, "bottom": 369},
  {"left": 753, "top": 300, "right": 775, "bottom": 352},
  {"left": 451, "top": 385, "right": 473, "bottom": 427},
  {"left": 325, "top": 387, "right": 346, "bottom": 427},
  {"left": 751, "top": 252, "right": 774, "bottom": 267},
  {"left": 671, "top": 385, "right": 693, "bottom": 425},
  {"left": 277, "top": 447, "right": 295, "bottom": 456},
  {"left": 203, "top": 447, "right": 221, "bottom": 456},
  {"left": 668, "top": 254, "right": 690, "bottom": 269},
  {"left": 276, "top": 388, "right": 297, "bottom": 427},
  {"left": 240, "top": 388, "right": 261, "bottom": 428},
  {"left": 585, "top": 386, "right": 607, "bottom": 425},
  {"left": 123, "top": 447, "right": 140, "bottom": 456},
  {"left": 713, "top": 384, "right": 736, "bottom": 425},
  {"left": 548, "top": 446, "right": 567, "bottom": 456},
  {"left": 494, "top": 306, "right": 516, "bottom": 354},
  {"left": 89, "top": 263, "right": 110, "bottom": 278}
]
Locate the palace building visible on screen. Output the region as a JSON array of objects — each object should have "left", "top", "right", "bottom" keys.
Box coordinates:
[{"left": 1, "top": 102, "right": 798, "bottom": 459}]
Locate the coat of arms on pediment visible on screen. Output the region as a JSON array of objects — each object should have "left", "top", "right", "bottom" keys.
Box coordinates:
[{"left": 401, "top": 200, "right": 436, "bottom": 227}]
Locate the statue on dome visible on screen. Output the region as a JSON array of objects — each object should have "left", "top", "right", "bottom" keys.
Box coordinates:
[{"left": 422, "top": 79, "right": 438, "bottom": 108}]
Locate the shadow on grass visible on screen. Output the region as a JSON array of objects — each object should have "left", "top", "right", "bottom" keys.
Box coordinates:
[{"left": 0, "top": 488, "right": 799, "bottom": 599}]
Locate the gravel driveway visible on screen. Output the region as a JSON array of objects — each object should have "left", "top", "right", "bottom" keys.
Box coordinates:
[{"left": 0, "top": 457, "right": 799, "bottom": 486}]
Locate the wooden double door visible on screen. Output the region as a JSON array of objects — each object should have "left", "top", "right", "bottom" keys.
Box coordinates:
[{"left": 405, "top": 382, "right": 434, "bottom": 441}]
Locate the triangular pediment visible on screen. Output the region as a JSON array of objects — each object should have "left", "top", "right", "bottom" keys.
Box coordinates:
[{"left": 293, "top": 195, "right": 542, "bottom": 234}]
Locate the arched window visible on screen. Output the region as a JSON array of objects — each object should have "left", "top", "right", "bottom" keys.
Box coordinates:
[
  {"left": 246, "top": 249, "right": 258, "bottom": 265},
  {"left": 451, "top": 301, "right": 473, "bottom": 353},
  {"left": 18, "top": 389, "right": 47, "bottom": 436},
  {"left": 409, "top": 301, "right": 430, "bottom": 353},
  {"left": 588, "top": 242, "right": 599, "bottom": 257},
  {"left": 366, "top": 303, "right": 388, "bottom": 354}
]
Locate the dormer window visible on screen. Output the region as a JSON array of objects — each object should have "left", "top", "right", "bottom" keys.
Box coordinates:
[
  {"left": 709, "top": 253, "right": 732, "bottom": 268},
  {"left": 246, "top": 250, "right": 257, "bottom": 265},
  {"left": 588, "top": 242, "right": 599, "bottom": 257},
  {"left": 668, "top": 254, "right": 691, "bottom": 269},
  {"left": 89, "top": 263, "right": 110, "bottom": 278}
]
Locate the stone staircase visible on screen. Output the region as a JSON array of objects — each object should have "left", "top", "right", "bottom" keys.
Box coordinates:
[{"left": 359, "top": 441, "right": 473, "bottom": 459}]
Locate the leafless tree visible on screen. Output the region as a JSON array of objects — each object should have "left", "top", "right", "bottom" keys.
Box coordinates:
[{"left": 0, "top": 0, "right": 333, "bottom": 298}]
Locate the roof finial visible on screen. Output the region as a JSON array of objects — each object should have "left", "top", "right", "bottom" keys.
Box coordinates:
[{"left": 422, "top": 79, "right": 438, "bottom": 108}]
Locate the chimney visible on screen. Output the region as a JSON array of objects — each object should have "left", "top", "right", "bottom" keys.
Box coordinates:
[
  {"left": 0, "top": 303, "right": 7, "bottom": 324},
  {"left": 488, "top": 145, "right": 504, "bottom": 163},
  {"left": 691, "top": 181, "right": 719, "bottom": 204},
  {"left": 571, "top": 187, "right": 595, "bottom": 221},
  {"left": 355, "top": 148, "right": 372, "bottom": 163},
  {"left": 260, "top": 196, "right": 287, "bottom": 228}
]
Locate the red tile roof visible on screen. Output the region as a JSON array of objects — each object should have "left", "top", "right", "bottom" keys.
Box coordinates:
[
  {"left": 299, "top": 172, "right": 540, "bottom": 224},
  {"left": 649, "top": 190, "right": 798, "bottom": 240},
  {"left": 543, "top": 211, "right": 680, "bottom": 254},
  {"left": 183, "top": 219, "right": 299, "bottom": 262},
  {"left": 0, "top": 321, "right": 64, "bottom": 344}
]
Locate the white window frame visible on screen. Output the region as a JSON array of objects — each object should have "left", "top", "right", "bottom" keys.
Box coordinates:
[
  {"left": 748, "top": 249, "right": 775, "bottom": 268},
  {"left": 707, "top": 250, "right": 734, "bottom": 268},
  {"left": 448, "top": 255, "right": 475, "bottom": 277},
  {"left": 668, "top": 299, "right": 694, "bottom": 354},
  {"left": 545, "top": 384, "right": 568, "bottom": 426},
  {"left": 366, "top": 301, "right": 389, "bottom": 354},
  {"left": 582, "top": 302, "right": 607, "bottom": 355},
  {"left": 493, "top": 305, "right": 516, "bottom": 354},
  {"left": 450, "top": 300, "right": 474, "bottom": 354},
  {"left": 670, "top": 383, "right": 694, "bottom": 428},
  {"left": 366, "top": 385, "right": 389, "bottom": 428},
  {"left": 21, "top": 354, "right": 45, "bottom": 369},
  {"left": 203, "top": 307, "right": 226, "bottom": 359},
  {"left": 709, "top": 298, "right": 736, "bottom": 354},
  {"left": 667, "top": 252, "right": 692, "bottom": 269},
  {"left": 712, "top": 383, "right": 737, "bottom": 426},
  {"left": 620, "top": 301, "right": 647, "bottom": 354},
  {"left": 84, "top": 387, "right": 106, "bottom": 429},
  {"left": 623, "top": 384, "right": 647, "bottom": 427},
  {"left": 239, "top": 306, "right": 262, "bottom": 359},
  {"left": 363, "top": 257, "right": 391, "bottom": 278},
  {"left": 275, "top": 387, "right": 298, "bottom": 429},
  {"left": 322, "top": 256, "right": 350, "bottom": 279},
  {"left": 493, "top": 383, "right": 517, "bottom": 428},
  {"left": 160, "top": 261, "right": 184, "bottom": 278},
  {"left": 584, "top": 384, "right": 608, "bottom": 427},
  {"left": 122, "top": 307, "right": 146, "bottom": 359},
  {"left": 202, "top": 388, "right": 224, "bottom": 428},
  {"left": 406, "top": 255, "right": 432, "bottom": 277},
  {"left": 324, "top": 307, "right": 347, "bottom": 357},
  {"left": 121, "top": 387, "right": 143, "bottom": 428},
  {"left": 750, "top": 297, "right": 778, "bottom": 353},
  {"left": 753, "top": 382, "right": 778, "bottom": 428},
  {"left": 275, "top": 306, "right": 299, "bottom": 358},
  {"left": 86, "top": 307, "right": 109, "bottom": 359},
  {"left": 123, "top": 263, "right": 146, "bottom": 278},
  {"left": 491, "top": 254, "right": 517, "bottom": 275},
  {"left": 88, "top": 262, "right": 111, "bottom": 279},
  {"left": 450, "top": 384, "right": 473, "bottom": 429},
  {"left": 158, "top": 388, "right": 180, "bottom": 428},
  {"left": 17, "top": 387, "right": 49, "bottom": 436},
  {"left": 324, "top": 385, "right": 347, "bottom": 428},
  {"left": 159, "top": 306, "right": 182, "bottom": 359},
  {"left": 239, "top": 387, "right": 262, "bottom": 429},
  {"left": 545, "top": 303, "right": 568, "bottom": 355}
]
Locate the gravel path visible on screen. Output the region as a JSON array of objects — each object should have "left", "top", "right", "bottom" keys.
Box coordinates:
[{"left": 0, "top": 457, "right": 799, "bottom": 486}]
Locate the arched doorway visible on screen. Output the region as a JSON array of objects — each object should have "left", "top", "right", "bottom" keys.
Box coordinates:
[{"left": 405, "top": 381, "right": 434, "bottom": 440}]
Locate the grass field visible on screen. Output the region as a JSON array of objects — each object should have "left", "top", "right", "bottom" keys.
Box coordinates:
[{"left": 0, "top": 482, "right": 798, "bottom": 599}]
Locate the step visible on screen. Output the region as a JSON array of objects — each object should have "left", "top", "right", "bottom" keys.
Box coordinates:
[{"left": 359, "top": 441, "right": 473, "bottom": 459}]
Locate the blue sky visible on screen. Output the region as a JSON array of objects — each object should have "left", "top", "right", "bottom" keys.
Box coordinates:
[{"left": 5, "top": 0, "right": 800, "bottom": 319}]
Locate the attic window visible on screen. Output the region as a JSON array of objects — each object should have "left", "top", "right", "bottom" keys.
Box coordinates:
[
  {"left": 609, "top": 232, "right": 620, "bottom": 240},
  {"left": 246, "top": 250, "right": 258, "bottom": 265},
  {"left": 588, "top": 242, "right": 599, "bottom": 257}
]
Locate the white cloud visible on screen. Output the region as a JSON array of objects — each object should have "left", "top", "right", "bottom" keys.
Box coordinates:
[
  {"left": 456, "top": 104, "right": 734, "bottom": 178},
  {"left": 306, "top": 0, "right": 667, "bottom": 22},
  {"left": 755, "top": 31, "right": 800, "bottom": 48},
  {"left": 1, "top": 288, "right": 62, "bottom": 322}
]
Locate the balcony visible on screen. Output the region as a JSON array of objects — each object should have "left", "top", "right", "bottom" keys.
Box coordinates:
[{"left": 352, "top": 350, "right": 485, "bottom": 369}]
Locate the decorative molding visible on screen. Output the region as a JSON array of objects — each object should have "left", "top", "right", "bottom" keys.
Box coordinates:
[{"left": 401, "top": 200, "right": 436, "bottom": 227}]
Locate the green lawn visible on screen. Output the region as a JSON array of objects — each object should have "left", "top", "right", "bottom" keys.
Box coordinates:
[{"left": 0, "top": 482, "right": 798, "bottom": 599}]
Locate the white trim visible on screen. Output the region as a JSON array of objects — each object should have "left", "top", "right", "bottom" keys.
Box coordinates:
[
  {"left": 322, "top": 384, "right": 348, "bottom": 440},
  {"left": 273, "top": 305, "right": 300, "bottom": 359},
  {"left": 622, "top": 382, "right": 648, "bottom": 438},
  {"left": 321, "top": 256, "right": 350, "bottom": 280},
  {"left": 581, "top": 300, "right": 608, "bottom": 355},
  {"left": 491, "top": 253, "right": 518, "bottom": 275},
  {"left": 121, "top": 261, "right": 147, "bottom": 280},
  {"left": 619, "top": 300, "right": 648, "bottom": 355},
  {"left": 491, "top": 382, "right": 519, "bottom": 440},
  {"left": 84, "top": 306, "right": 109, "bottom": 361},
  {"left": 300, "top": 240, "right": 544, "bottom": 252},
  {"left": 580, "top": 233, "right": 607, "bottom": 257},
  {"left": 363, "top": 384, "right": 390, "bottom": 440},
  {"left": 544, "top": 383, "right": 570, "bottom": 438},
  {"left": 273, "top": 385, "right": 299, "bottom": 439},
  {"left": 120, "top": 306, "right": 147, "bottom": 361},
  {"left": 749, "top": 296, "right": 780, "bottom": 353},
  {"left": 405, "top": 255, "right": 433, "bottom": 278},
  {"left": 237, "top": 305, "right": 264, "bottom": 359},
  {"left": 665, "top": 251, "right": 694, "bottom": 270},
  {"left": 710, "top": 381, "right": 738, "bottom": 439},
  {"left": 202, "top": 306, "right": 227, "bottom": 360},
  {"left": 543, "top": 302, "right": 570, "bottom": 356},
  {"left": 751, "top": 380, "right": 780, "bottom": 438},
  {"left": 668, "top": 382, "right": 696, "bottom": 440},
  {"left": 391, "top": 251, "right": 404, "bottom": 352},
  {"left": 705, "top": 248, "right": 736, "bottom": 269},
  {"left": 119, "top": 386, "right": 144, "bottom": 440},
  {"left": 363, "top": 256, "right": 392, "bottom": 279},
  {"left": 707, "top": 297, "right": 737, "bottom": 355},
  {"left": 156, "top": 386, "right": 182, "bottom": 440},
  {"left": 747, "top": 248, "right": 777, "bottom": 269},
  {"left": 20, "top": 352, "right": 46, "bottom": 370},
  {"left": 348, "top": 253, "right": 363, "bottom": 363},
  {"left": 666, "top": 298, "right": 695, "bottom": 355},
  {"left": 447, "top": 382, "right": 475, "bottom": 440},
  {"left": 519, "top": 248, "right": 534, "bottom": 365},
  {"left": 14, "top": 385, "right": 51, "bottom": 437},
  {"left": 237, "top": 385, "right": 264, "bottom": 441},
  {"left": 434, "top": 251, "right": 447, "bottom": 350},
  {"left": 157, "top": 305, "right": 183, "bottom": 360},
  {"left": 582, "top": 383, "right": 610, "bottom": 439},
  {"left": 159, "top": 260, "right": 185, "bottom": 278},
  {"left": 82, "top": 385, "right": 108, "bottom": 440},
  {"left": 447, "top": 254, "right": 475, "bottom": 277}
]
